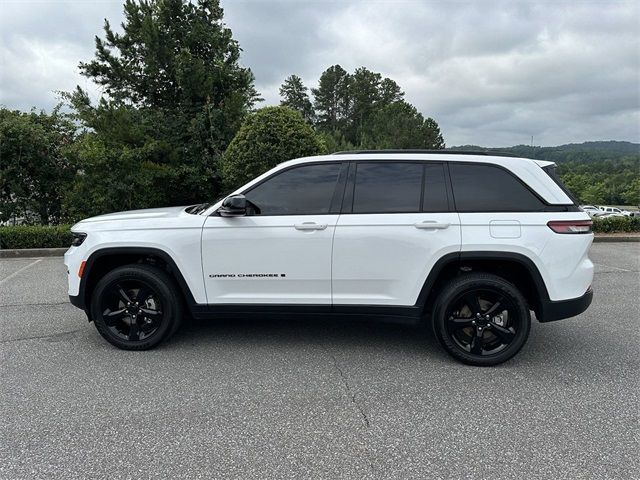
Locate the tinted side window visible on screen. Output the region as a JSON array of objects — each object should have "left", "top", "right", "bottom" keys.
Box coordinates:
[
  {"left": 353, "top": 163, "right": 422, "bottom": 213},
  {"left": 449, "top": 163, "right": 546, "bottom": 212},
  {"left": 245, "top": 163, "right": 341, "bottom": 215},
  {"left": 422, "top": 163, "right": 449, "bottom": 212}
]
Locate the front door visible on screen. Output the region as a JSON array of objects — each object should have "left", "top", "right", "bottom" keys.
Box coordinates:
[{"left": 202, "top": 162, "right": 345, "bottom": 304}]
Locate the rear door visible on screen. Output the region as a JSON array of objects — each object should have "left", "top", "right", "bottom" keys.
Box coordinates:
[{"left": 331, "top": 161, "right": 461, "bottom": 306}]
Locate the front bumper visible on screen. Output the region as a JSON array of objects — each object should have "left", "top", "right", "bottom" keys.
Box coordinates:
[{"left": 537, "top": 287, "right": 593, "bottom": 322}]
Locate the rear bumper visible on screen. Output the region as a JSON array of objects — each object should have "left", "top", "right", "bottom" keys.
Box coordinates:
[{"left": 538, "top": 287, "right": 593, "bottom": 322}]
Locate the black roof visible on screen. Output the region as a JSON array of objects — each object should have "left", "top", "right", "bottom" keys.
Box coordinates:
[{"left": 331, "top": 149, "right": 520, "bottom": 158}]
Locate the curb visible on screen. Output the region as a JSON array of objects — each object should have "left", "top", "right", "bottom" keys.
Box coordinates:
[
  {"left": 0, "top": 248, "right": 68, "bottom": 258},
  {"left": 1, "top": 235, "right": 638, "bottom": 258}
]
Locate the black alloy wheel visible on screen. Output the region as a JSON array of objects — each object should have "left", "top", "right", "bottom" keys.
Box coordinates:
[
  {"left": 91, "top": 264, "right": 182, "bottom": 350},
  {"left": 100, "top": 280, "right": 164, "bottom": 342},
  {"left": 445, "top": 289, "right": 518, "bottom": 356},
  {"left": 432, "top": 273, "right": 531, "bottom": 366}
]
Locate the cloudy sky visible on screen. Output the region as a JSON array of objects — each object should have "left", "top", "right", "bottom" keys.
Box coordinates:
[{"left": 1, "top": 0, "right": 638, "bottom": 146}]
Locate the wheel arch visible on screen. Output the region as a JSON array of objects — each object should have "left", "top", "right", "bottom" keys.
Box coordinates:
[
  {"left": 78, "top": 247, "right": 197, "bottom": 316},
  {"left": 417, "top": 251, "right": 550, "bottom": 319}
]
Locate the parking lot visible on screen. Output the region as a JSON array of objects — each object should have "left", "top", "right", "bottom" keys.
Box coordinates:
[{"left": 0, "top": 243, "right": 638, "bottom": 479}]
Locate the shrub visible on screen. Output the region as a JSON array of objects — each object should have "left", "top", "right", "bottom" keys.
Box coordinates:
[
  {"left": 592, "top": 216, "right": 640, "bottom": 233},
  {"left": 221, "top": 106, "right": 326, "bottom": 190},
  {"left": 0, "top": 225, "right": 73, "bottom": 249}
]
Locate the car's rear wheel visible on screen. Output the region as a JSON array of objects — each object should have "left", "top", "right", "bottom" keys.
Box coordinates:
[
  {"left": 432, "top": 273, "right": 531, "bottom": 366},
  {"left": 90, "top": 264, "right": 182, "bottom": 350}
]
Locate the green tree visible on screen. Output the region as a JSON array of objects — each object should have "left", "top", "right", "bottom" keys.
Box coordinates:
[
  {"left": 341, "top": 68, "right": 406, "bottom": 145},
  {"left": 279, "top": 75, "right": 314, "bottom": 123},
  {"left": 622, "top": 177, "right": 640, "bottom": 205},
  {"left": 317, "top": 130, "right": 355, "bottom": 154},
  {"left": 64, "top": 0, "right": 259, "bottom": 219},
  {"left": 312, "top": 65, "right": 351, "bottom": 133},
  {"left": 362, "top": 102, "right": 445, "bottom": 150},
  {"left": 0, "top": 108, "right": 76, "bottom": 224},
  {"left": 379, "top": 77, "right": 404, "bottom": 105},
  {"left": 62, "top": 132, "right": 178, "bottom": 220},
  {"left": 311, "top": 65, "right": 417, "bottom": 147},
  {"left": 422, "top": 117, "right": 446, "bottom": 150},
  {"left": 221, "top": 106, "right": 326, "bottom": 189}
]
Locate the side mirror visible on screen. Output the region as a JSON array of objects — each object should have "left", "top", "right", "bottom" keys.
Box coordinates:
[{"left": 218, "top": 194, "right": 247, "bottom": 217}]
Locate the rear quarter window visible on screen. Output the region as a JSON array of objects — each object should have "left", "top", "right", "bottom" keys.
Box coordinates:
[
  {"left": 449, "top": 163, "right": 547, "bottom": 212},
  {"left": 542, "top": 165, "right": 579, "bottom": 205}
]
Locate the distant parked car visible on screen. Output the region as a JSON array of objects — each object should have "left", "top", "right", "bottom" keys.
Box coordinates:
[
  {"left": 598, "top": 206, "right": 631, "bottom": 216},
  {"left": 580, "top": 205, "right": 605, "bottom": 217}
]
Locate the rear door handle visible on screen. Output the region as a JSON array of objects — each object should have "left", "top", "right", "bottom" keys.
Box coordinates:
[
  {"left": 414, "top": 221, "right": 450, "bottom": 230},
  {"left": 294, "top": 222, "right": 327, "bottom": 231}
]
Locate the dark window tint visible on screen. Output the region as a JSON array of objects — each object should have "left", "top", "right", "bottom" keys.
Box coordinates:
[
  {"left": 245, "top": 163, "right": 341, "bottom": 215},
  {"left": 353, "top": 163, "right": 422, "bottom": 213},
  {"left": 422, "top": 163, "right": 449, "bottom": 212},
  {"left": 449, "top": 163, "right": 545, "bottom": 212}
]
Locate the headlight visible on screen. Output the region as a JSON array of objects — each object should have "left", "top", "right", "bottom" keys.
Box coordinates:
[{"left": 71, "top": 232, "right": 87, "bottom": 247}]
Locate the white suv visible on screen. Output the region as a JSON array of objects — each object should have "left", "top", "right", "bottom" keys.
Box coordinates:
[
  {"left": 65, "top": 151, "right": 594, "bottom": 365},
  {"left": 598, "top": 206, "right": 630, "bottom": 217}
]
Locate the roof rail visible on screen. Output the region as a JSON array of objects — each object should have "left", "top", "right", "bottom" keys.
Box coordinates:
[{"left": 331, "top": 149, "right": 520, "bottom": 158}]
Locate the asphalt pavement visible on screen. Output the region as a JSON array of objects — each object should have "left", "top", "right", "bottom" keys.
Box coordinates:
[{"left": 1, "top": 243, "right": 638, "bottom": 479}]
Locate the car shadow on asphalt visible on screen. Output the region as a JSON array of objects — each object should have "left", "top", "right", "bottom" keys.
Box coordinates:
[
  {"left": 169, "top": 314, "right": 443, "bottom": 357},
  {"left": 161, "top": 313, "right": 616, "bottom": 370}
]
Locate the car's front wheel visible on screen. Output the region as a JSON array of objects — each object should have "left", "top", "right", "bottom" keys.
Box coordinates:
[
  {"left": 90, "top": 264, "right": 183, "bottom": 350},
  {"left": 432, "top": 273, "right": 531, "bottom": 366}
]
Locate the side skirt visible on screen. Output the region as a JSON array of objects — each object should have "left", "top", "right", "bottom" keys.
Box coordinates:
[{"left": 190, "top": 304, "right": 424, "bottom": 325}]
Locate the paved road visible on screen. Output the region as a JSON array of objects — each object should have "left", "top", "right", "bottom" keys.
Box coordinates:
[{"left": 1, "top": 244, "right": 638, "bottom": 479}]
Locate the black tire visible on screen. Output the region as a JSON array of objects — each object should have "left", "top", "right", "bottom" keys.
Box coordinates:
[
  {"left": 431, "top": 273, "right": 531, "bottom": 366},
  {"left": 90, "top": 264, "right": 183, "bottom": 350}
]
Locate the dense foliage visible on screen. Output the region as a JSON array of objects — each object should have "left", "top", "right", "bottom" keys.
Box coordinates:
[
  {"left": 0, "top": 109, "right": 76, "bottom": 224},
  {"left": 592, "top": 216, "right": 640, "bottom": 233},
  {"left": 0, "top": 225, "right": 72, "bottom": 249},
  {"left": 556, "top": 158, "right": 639, "bottom": 206},
  {"left": 62, "top": 0, "right": 259, "bottom": 220},
  {"left": 221, "top": 107, "right": 325, "bottom": 189},
  {"left": 280, "top": 65, "right": 444, "bottom": 151},
  {"left": 363, "top": 102, "right": 445, "bottom": 150}
]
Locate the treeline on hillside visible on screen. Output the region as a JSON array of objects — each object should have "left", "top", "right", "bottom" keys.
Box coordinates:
[
  {"left": 455, "top": 141, "right": 639, "bottom": 162},
  {"left": 556, "top": 157, "right": 639, "bottom": 206},
  {"left": 0, "top": 0, "right": 444, "bottom": 226}
]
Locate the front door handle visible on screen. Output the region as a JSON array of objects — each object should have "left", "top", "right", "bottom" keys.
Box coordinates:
[
  {"left": 414, "top": 221, "right": 450, "bottom": 230},
  {"left": 294, "top": 222, "right": 328, "bottom": 231}
]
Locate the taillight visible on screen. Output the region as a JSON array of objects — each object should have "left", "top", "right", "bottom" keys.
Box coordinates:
[{"left": 547, "top": 220, "right": 592, "bottom": 234}]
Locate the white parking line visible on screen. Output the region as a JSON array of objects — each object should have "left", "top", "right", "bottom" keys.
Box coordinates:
[{"left": 0, "top": 258, "right": 42, "bottom": 285}]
